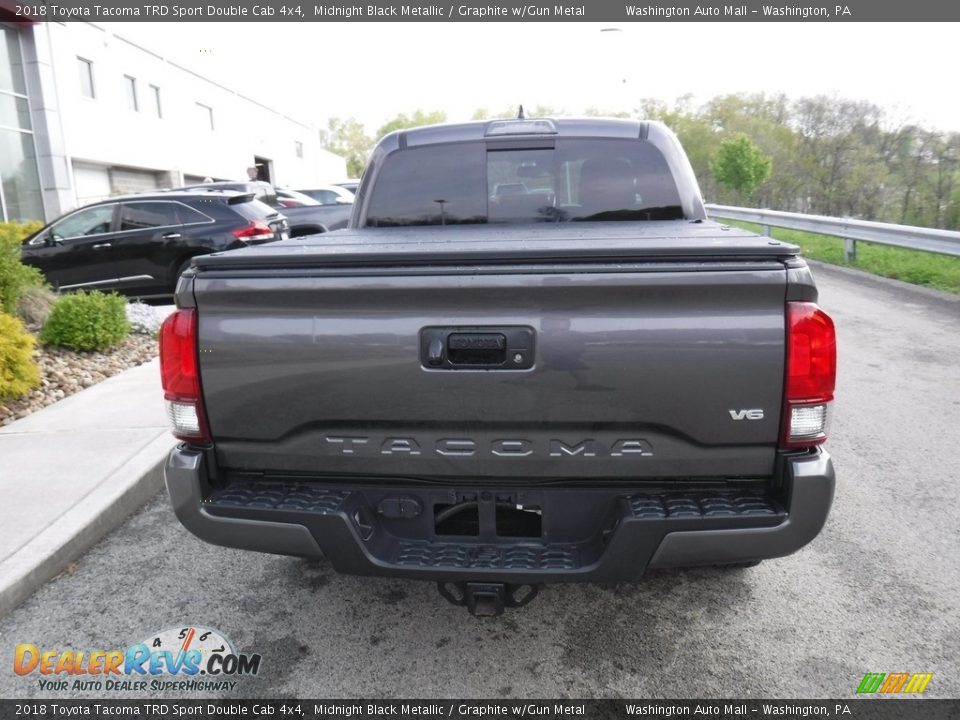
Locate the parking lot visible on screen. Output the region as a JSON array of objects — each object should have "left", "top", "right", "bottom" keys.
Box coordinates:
[{"left": 1, "top": 263, "right": 958, "bottom": 699}]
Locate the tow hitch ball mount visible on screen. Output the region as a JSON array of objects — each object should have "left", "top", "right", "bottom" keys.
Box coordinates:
[{"left": 437, "top": 581, "right": 540, "bottom": 617}]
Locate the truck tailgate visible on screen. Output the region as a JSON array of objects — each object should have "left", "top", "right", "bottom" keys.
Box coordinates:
[{"left": 191, "top": 226, "right": 791, "bottom": 481}]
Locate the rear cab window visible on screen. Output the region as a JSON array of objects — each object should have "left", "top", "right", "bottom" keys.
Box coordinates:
[{"left": 365, "top": 139, "right": 683, "bottom": 227}]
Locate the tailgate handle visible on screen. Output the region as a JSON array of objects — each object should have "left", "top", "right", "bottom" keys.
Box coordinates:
[
  {"left": 447, "top": 333, "right": 506, "bottom": 366},
  {"left": 420, "top": 327, "right": 534, "bottom": 370}
]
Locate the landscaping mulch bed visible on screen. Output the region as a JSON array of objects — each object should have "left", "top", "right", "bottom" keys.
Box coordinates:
[
  {"left": 0, "top": 333, "right": 159, "bottom": 426},
  {"left": 0, "top": 303, "right": 173, "bottom": 426}
]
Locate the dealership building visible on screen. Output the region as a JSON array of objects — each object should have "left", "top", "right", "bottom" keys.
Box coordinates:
[{"left": 0, "top": 18, "right": 346, "bottom": 223}]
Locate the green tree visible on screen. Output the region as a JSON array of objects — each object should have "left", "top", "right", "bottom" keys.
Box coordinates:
[
  {"left": 527, "top": 104, "right": 562, "bottom": 118},
  {"left": 930, "top": 134, "right": 960, "bottom": 227},
  {"left": 791, "top": 96, "right": 890, "bottom": 218},
  {"left": 710, "top": 134, "right": 773, "bottom": 203},
  {"left": 638, "top": 96, "right": 721, "bottom": 199},
  {"left": 319, "top": 117, "right": 373, "bottom": 178},
  {"left": 583, "top": 106, "right": 630, "bottom": 119},
  {"left": 472, "top": 107, "right": 517, "bottom": 120},
  {"left": 376, "top": 109, "right": 447, "bottom": 138},
  {"left": 701, "top": 93, "right": 802, "bottom": 210},
  {"left": 945, "top": 177, "right": 960, "bottom": 230},
  {"left": 472, "top": 105, "right": 547, "bottom": 121},
  {"left": 629, "top": 91, "right": 959, "bottom": 228}
]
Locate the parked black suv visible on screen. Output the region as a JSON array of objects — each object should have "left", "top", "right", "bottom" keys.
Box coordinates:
[
  {"left": 177, "top": 181, "right": 351, "bottom": 235},
  {"left": 21, "top": 191, "right": 288, "bottom": 299}
]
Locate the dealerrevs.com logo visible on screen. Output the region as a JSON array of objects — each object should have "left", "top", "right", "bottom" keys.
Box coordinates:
[{"left": 14, "top": 626, "right": 261, "bottom": 693}]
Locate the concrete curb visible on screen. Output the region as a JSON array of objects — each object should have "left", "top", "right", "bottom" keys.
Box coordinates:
[
  {"left": 0, "top": 433, "right": 172, "bottom": 617},
  {"left": 0, "top": 360, "right": 173, "bottom": 618}
]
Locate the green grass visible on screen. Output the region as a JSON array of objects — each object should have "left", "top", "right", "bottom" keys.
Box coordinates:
[{"left": 724, "top": 220, "right": 960, "bottom": 295}]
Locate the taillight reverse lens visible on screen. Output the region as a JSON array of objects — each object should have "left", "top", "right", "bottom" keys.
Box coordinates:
[
  {"left": 783, "top": 302, "right": 836, "bottom": 447},
  {"left": 159, "top": 308, "right": 210, "bottom": 442}
]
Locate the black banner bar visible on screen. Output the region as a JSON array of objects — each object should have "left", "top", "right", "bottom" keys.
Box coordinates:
[
  {"left": 5, "top": 0, "right": 960, "bottom": 22},
  {"left": 2, "top": 700, "right": 960, "bottom": 720}
]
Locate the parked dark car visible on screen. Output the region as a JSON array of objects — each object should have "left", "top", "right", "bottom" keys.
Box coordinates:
[
  {"left": 294, "top": 185, "right": 355, "bottom": 205},
  {"left": 177, "top": 181, "right": 351, "bottom": 236},
  {"left": 332, "top": 180, "right": 360, "bottom": 195},
  {"left": 21, "top": 190, "right": 288, "bottom": 299},
  {"left": 275, "top": 188, "right": 325, "bottom": 208}
]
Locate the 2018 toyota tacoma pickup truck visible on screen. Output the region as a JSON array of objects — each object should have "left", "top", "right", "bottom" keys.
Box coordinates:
[{"left": 161, "top": 118, "right": 837, "bottom": 615}]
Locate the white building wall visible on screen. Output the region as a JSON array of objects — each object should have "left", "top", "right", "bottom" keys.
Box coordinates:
[{"left": 39, "top": 22, "right": 344, "bottom": 212}]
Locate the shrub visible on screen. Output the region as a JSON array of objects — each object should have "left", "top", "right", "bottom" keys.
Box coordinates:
[
  {"left": 17, "top": 286, "right": 58, "bottom": 327},
  {"left": 40, "top": 291, "right": 130, "bottom": 351},
  {"left": 0, "top": 311, "right": 40, "bottom": 401},
  {"left": 0, "top": 221, "right": 45, "bottom": 315}
]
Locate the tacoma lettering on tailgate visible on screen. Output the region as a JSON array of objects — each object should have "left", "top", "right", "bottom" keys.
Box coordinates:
[{"left": 323, "top": 437, "right": 654, "bottom": 458}]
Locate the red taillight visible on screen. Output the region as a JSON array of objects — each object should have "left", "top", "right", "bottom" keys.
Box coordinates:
[
  {"left": 159, "top": 308, "right": 210, "bottom": 442},
  {"left": 783, "top": 302, "right": 836, "bottom": 448},
  {"left": 160, "top": 309, "right": 198, "bottom": 399},
  {"left": 277, "top": 199, "right": 299, "bottom": 208},
  {"left": 231, "top": 220, "right": 274, "bottom": 242}
]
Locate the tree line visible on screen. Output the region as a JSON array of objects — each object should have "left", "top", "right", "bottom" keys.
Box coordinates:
[{"left": 320, "top": 94, "right": 960, "bottom": 230}]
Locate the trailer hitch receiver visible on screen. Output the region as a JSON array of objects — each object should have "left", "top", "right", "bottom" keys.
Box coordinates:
[{"left": 437, "top": 582, "right": 540, "bottom": 616}]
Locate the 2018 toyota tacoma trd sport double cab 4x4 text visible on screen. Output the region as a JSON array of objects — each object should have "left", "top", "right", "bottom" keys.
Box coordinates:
[{"left": 160, "top": 118, "right": 837, "bottom": 616}]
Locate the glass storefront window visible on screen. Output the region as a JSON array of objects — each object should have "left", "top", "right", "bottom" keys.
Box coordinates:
[
  {"left": 0, "top": 128, "right": 44, "bottom": 222},
  {"left": 0, "top": 93, "right": 30, "bottom": 130},
  {"left": 0, "top": 26, "right": 42, "bottom": 222},
  {"left": 1, "top": 26, "right": 27, "bottom": 95}
]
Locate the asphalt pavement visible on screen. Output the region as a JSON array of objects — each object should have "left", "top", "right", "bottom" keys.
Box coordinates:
[{"left": 1, "top": 263, "right": 958, "bottom": 699}]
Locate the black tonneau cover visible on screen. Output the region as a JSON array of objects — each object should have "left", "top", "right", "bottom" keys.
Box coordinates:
[{"left": 190, "top": 221, "right": 798, "bottom": 271}]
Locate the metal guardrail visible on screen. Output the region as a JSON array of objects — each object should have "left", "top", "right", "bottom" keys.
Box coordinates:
[{"left": 705, "top": 204, "right": 960, "bottom": 262}]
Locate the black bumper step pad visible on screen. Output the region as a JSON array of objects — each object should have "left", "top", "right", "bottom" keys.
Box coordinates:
[
  {"left": 629, "top": 491, "right": 780, "bottom": 520},
  {"left": 207, "top": 481, "right": 349, "bottom": 514},
  {"left": 395, "top": 541, "right": 578, "bottom": 570}
]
